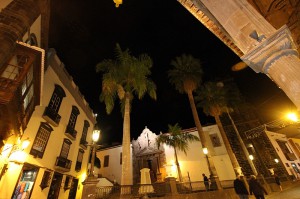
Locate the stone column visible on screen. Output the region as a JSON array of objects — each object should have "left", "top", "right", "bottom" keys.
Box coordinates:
[
  {"left": 182, "top": 0, "right": 300, "bottom": 109},
  {"left": 81, "top": 177, "right": 99, "bottom": 199},
  {"left": 165, "top": 177, "right": 178, "bottom": 195},
  {"left": 242, "top": 26, "right": 300, "bottom": 108}
]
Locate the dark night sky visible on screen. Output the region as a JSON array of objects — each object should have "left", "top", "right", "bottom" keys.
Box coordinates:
[{"left": 48, "top": 0, "right": 295, "bottom": 144}]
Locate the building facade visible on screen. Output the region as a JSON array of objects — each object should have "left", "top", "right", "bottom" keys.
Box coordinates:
[
  {"left": 0, "top": 49, "right": 96, "bottom": 199},
  {"left": 96, "top": 125, "right": 236, "bottom": 186}
]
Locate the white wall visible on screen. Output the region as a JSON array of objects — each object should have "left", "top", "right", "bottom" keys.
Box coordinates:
[
  {"left": 96, "top": 125, "right": 236, "bottom": 185},
  {"left": 266, "top": 131, "right": 300, "bottom": 177},
  {"left": 96, "top": 145, "right": 133, "bottom": 185},
  {"left": 163, "top": 125, "right": 236, "bottom": 182}
]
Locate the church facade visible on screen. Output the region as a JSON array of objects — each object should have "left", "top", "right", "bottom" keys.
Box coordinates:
[{"left": 96, "top": 125, "right": 237, "bottom": 185}]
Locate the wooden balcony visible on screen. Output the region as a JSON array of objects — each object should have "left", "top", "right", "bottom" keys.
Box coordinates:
[
  {"left": 43, "top": 106, "right": 61, "bottom": 127},
  {"left": 65, "top": 125, "right": 77, "bottom": 140},
  {"left": 54, "top": 156, "right": 72, "bottom": 172},
  {"left": 80, "top": 139, "right": 88, "bottom": 149}
]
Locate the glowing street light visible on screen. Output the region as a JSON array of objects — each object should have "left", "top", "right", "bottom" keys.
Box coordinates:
[
  {"left": 113, "top": 0, "right": 122, "bottom": 7},
  {"left": 89, "top": 125, "right": 101, "bottom": 177},
  {"left": 286, "top": 112, "right": 298, "bottom": 122},
  {"left": 249, "top": 155, "right": 254, "bottom": 161}
]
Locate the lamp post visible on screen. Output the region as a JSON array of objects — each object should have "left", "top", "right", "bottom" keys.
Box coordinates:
[
  {"left": 202, "top": 147, "right": 222, "bottom": 190},
  {"left": 89, "top": 126, "right": 100, "bottom": 178},
  {"left": 202, "top": 148, "right": 212, "bottom": 175}
]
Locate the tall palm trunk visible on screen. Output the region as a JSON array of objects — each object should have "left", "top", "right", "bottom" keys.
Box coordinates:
[
  {"left": 174, "top": 147, "right": 183, "bottom": 182},
  {"left": 186, "top": 90, "right": 222, "bottom": 190},
  {"left": 121, "top": 92, "right": 132, "bottom": 186},
  {"left": 226, "top": 109, "right": 258, "bottom": 175},
  {"left": 214, "top": 114, "right": 240, "bottom": 174}
]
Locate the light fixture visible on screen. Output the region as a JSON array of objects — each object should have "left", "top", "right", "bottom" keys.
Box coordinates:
[
  {"left": 21, "top": 139, "right": 30, "bottom": 150},
  {"left": 113, "top": 0, "right": 122, "bottom": 7},
  {"left": 249, "top": 155, "right": 254, "bottom": 160},
  {"left": 88, "top": 124, "right": 101, "bottom": 178},
  {"left": 286, "top": 112, "right": 298, "bottom": 122},
  {"left": 92, "top": 130, "right": 100, "bottom": 143},
  {"left": 203, "top": 147, "right": 208, "bottom": 155},
  {"left": 274, "top": 159, "right": 279, "bottom": 163}
]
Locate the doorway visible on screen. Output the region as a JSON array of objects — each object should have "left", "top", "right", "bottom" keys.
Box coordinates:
[
  {"left": 68, "top": 178, "right": 78, "bottom": 199},
  {"left": 48, "top": 172, "right": 63, "bottom": 199}
]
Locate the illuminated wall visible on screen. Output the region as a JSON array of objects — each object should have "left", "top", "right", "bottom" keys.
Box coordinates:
[
  {"left": 0, "top": 51, "right": 96, "bottom": 199},
  {"left": 96, "top": 125, "right": 236, "bottom": 184}
]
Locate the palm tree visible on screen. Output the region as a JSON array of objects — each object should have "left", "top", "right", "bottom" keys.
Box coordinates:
[
  {"left": 156, "top": 123, "right": 200, "bottom": 182},
  {"left": 196, "top": 81, "right": 241, "bottom": 174},
  {"left": 96, "top": 43, "right": 157, "bottom": 186},
  {"left": 168, "top": 54, "right": 222, "bottom": 189}
]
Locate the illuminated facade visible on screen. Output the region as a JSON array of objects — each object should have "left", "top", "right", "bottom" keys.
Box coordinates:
[
  {"left": 96, "top": 125, "right": 236, "bottom": 186},
  {"left": 0, "top": 49, "right": 96, "bottom": 199}
]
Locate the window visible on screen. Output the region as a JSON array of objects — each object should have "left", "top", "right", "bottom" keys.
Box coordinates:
[
  {"left": 68, "top": 106, "right": 80, "bottom": 129},
  {"left": 277, "top": 140, "right": 296, "bottom": 160},
  {"left": 120, "top": 153, "right": 122, "bottom": 165},
  {"left": 25, "top": 33, "right": 38, "bottom": 46},
  {"left": 43, "top": 84, "right": 66, "bottom": 126},
  {"left": 64, "top": 176, "right": 73, "bottom": 191},
  {"left": 65, "top": 106, "right": 80, "bottom": 139},
  {"left": 104, "top": 155, "right": 109, "bottom": 167},
  {"left": 80, "top": 120, "right": 90, "bottom": 148},
  {"left": 48, "top": 85, "right": 65, "bottom": 112},
  {"left": 30, "top": 122, "right": 53, "bottom": 158},
  {"left": 75, "top": 149, "right": 84, "bottom": 171},
  {"left": 22, "top": 64, "right": 34, "bottom": 111},
  {"left": 210, "top": 133, "right": 221, "bottom": 147},
  {"left": 40, "top": 170, "right": 53, "bottom": 190},
  {"left": 60, "top": 139, "right": 72, "bottom": 159},
  {"left": 55, "top": 139, "right": 72, "bottom": 171}
]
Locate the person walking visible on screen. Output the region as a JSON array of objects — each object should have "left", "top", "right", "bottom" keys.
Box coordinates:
[
  {"left": 234, "top": 175, "right": 249, "bottom": 199},
  {"left": 249, "top": 175, "right": 268, "bottom": 199},
  {"left": 274, "top": 174, "right": 282, "bottom": 191},
  {"left": 202, "top": 173, "right": 210, "bottom": 191}
]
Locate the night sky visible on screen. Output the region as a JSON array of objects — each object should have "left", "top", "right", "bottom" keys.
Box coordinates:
[{"left": 48, "top": 0, "right": 295, "bottom": 144}]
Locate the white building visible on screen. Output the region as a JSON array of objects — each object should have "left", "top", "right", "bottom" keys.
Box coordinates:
[
  {"left": 96, "top": 125, "right": 236, "bottom": 186},
  {"left": 0, "top": 49, "right": 96, "bottom": 199},
  {"left": 266, "top": 131, "right": 300, "bottom": 178}
]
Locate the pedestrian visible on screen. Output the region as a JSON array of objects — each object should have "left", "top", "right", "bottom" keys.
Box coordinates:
[
  {"left": 249, "top": 175, "right": 268, "bottom": 199},
  {"left": 202, "top": 173, "right": 210, "bottom": 191},
  {"left": 274, "top": 174, "right": 282, "bottom": 191},
  {"left": 234, "top": 175, "right": 249, "bottom": 199}
]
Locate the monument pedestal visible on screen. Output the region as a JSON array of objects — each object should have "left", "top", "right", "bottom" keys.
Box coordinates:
[
  {"left": 139, "top": 168, "right": 154, "bottom": 195},
  {"left": 81, "top": 176, "right": 99, "bottom": 199}
]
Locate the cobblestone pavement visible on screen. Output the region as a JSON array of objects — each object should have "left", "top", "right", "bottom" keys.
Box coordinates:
[{"left": 265, "top": 180, "right": 300, "bottom": 199}]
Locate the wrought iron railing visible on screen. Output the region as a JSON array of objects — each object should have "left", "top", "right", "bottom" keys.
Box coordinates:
[
  {"left": 54, "top": 156, "right": 72, "bottom": 172},
  {"left": 43, "top": 106, "right": 61, "bottom": 126}
]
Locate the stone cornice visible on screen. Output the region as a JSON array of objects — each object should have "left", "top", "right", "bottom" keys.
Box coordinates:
[
  {"left": 178, "top": 0, "right": 243, "bottom": 57},
  {"left": 241, "top": 25, "right": 298, "bottom": 73},
  {"left": 47, "top": 48, "right": 96, "bottom": 124}
]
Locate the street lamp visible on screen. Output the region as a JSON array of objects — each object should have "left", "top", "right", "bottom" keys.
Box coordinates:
[
  {"left": 203, "top": 148, "right": 212, "bottom": 175},
  {"left": 249, "top": 155, "right": 254, "bottom": 161},
  {"left": 89, "top": 125, "right": 100, "bottom": 178}
]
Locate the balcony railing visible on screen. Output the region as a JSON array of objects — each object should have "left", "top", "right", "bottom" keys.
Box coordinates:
[
  {"left": 75, "top": 161, "right": 82, "bottom": 172},
  {"left": 65, "top": 125, "right": 77, "bottom": 140},
  {"left": 80, "top": 139, "right": 88, "bottom": 149},
  {"left": 43, "top": 107, "right": 61, "bottom": 127},
  {"left": 54, "top": 156, "right": 72, "bottom": 172}
]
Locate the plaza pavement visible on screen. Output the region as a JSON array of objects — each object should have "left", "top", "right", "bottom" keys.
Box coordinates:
[{"left": 265, "top": 180, "right": 300, "bottom": 199}]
